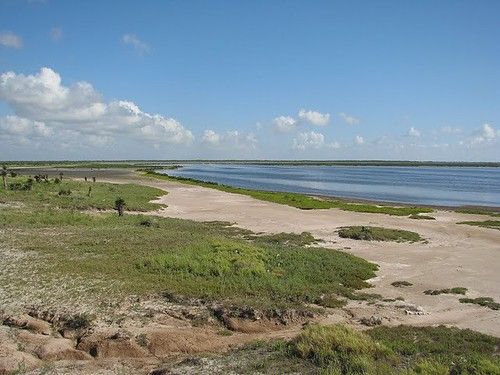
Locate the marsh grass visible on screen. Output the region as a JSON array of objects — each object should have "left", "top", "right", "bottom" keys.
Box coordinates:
[
  {"left": 0, "top": 209, "right": 377, "bottom": 311},
  {"left": 284, "top": 324, "right": 500, "bottom": 374},
  {"left": 424, "top": 287, "right": 468, "bottom": 295},
  {"left": 458, "top": 220, "right": 500, "bottom": 230},
  {"left": 409, "top": 214, "right": 435, "bottom": 220},
  {"left": 459, "top": 297, "right": 500, "bottom": 310},
  {"left": 391, "top": 281, "right": 413, "bottom": 287},
  {"left": 1, "top": 176, "right": 165, "bottom": 211},
  {"left": 144, "top": 171, "right": 433, "bottom": 216},
  {"left": 338, "top": 226, "right": 423, "bottom": 242},
  {"left": 455, "top": 207, "right": 500, "bottom": 217}
]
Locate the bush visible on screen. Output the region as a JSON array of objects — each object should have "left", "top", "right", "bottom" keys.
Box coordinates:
[
  {"left": 338, "top": 226, "right": 422, "bottom": 242},
  {"left": 391, "top": 281, "right": 413, "bottom": 287},
  {"left": 424, "top": 287, "right": 467, "bottom": 295},
  {"left": 290, "top": 324, "right": 395, "bottom": 374},
  {"left": 58, "top": 188, "right": 72, "bottom": 196}
]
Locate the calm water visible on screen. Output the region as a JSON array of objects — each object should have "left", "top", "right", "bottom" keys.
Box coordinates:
[{"left": 161, "top": 164, "right": 500, "bottom": 207}]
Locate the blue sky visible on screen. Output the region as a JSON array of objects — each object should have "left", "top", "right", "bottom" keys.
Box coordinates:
[{"left": 0, "top": 0, "right": 499, "bottom": 160}]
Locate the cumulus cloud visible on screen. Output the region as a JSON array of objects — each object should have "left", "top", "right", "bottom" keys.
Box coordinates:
[
  {"left": 50, "top": 27, "right": 63, "bottom": 42},
  {"left": 298, "top": 109, "right": 330, "bottom": 126},
  {"left": 461, "top": 123, "right": 498, "bottom": 146},
  {"left": 122, "top": 34, "right": 150, "bottom": 54},
  {"left": 407, "top": 127, "right": 420, "bottom": 137},
  {"left": 272, "top": 116, "right": 297, "bottom": 132},
  {"left": 292, "top": 131, "right": 325, "bottom": 150},
  {"left": 273, "top": 109, "right": 330, "bottom": 132},
  {"left": 354, "top": 135, "right": 364, "bottom": 145},
  {"left": 202, "top": 129, "right": 257, "bottom": 150},
  {"left": 0, "top": 67, "right": 194, "bottom": 147},
  {"left": 0, "top": 115, "right": 52, "bottom": 138},
  {"left": 339, "top": 112, "right": 360, "bottom": 125},
  {"left": 0, "top": 31, "right": 23, "bottom": 49}
]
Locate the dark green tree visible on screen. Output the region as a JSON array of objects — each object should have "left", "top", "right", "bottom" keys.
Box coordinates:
[{"left": 115, "top": 197, "right": 125, "bottom": 216}]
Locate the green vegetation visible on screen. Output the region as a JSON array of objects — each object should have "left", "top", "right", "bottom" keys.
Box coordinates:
[
  {"left": 459, "top": 297, "right": 500, "bottom": 310},
  {"left": 290, "top": 324, "right": 395, "bottom": 374},
  {"left": 144, "top": 171, "right": 433, "bottom": 216},
  {"left": 165, "top": 324, "right": 500, "bottom": 374},
  {"left": 0, "top": 183, "right": 377, "bottom": 310},
  {"left": 458, "top": 220, "right": 500, "bottom": 230},
  {"left": 1, "top": 176, "right": 164, "bottom": 211},
  {"left": 286, "top": 324, "right": 500, "bottom": 374},
  {"left": 409, "top": 213, "right": 435, "bottom": 220},
  {"left": 455, "top": 207, "right": 500, "bottom": 217},
  {"left": 391, "top": 281, "right": 413, "bottom": 287},
  {"left": 424, "top": 287, "right": 468, "bottom": 295},
  {"left": 338, "top": 226, "right": 423, "bottom": 242}
]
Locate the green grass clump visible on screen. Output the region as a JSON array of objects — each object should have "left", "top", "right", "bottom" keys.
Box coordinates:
[
  {"left": 1, "top": 176, "right": 165, "bottom": 211},
  {"left": 144, "top": 171, "right": 433, "bottom": 216},
  {"left": 290, "top": 324, "right": 395, "bottom": 374},
  {"left": 367, "top": 325, "right": 500, "bottom": 374},
  {"left": 338, "top": 226, "right": 422, "bottom": 242},
  {"left": 458, "top": 220, "right": 500, "bottom": 230},
  {"left": 315, "top": 295, "right": 348, "bottom": 308},
  {"left": 455, "top": 207, "right": 500, "bottom": 217},
  {"left": 409, "top": 214, "right": 435, "bottom": 220},
  {"left": 459, "top": 297, "right": 500, "bottom": 310},
  {"left": 424, "top": 287, "right": 468, "bottom": 295},
  {"left": 391, "top": 281, "right": 413, "bottom": 287}
]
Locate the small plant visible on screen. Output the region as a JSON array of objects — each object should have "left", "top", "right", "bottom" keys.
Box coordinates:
[
  {"left": 115, "top": 197, "right": 126, "bottom": 216},
  {"left": 338, "top": 226, "right": 422, "bottom": 242},
  {"left": 1, "top": 165, "right": 7, "bottom": 189},
  {"left": 424, "top": 287, "right": 467, "bottom": 295},
  {"left": 63, "top": 313, "right": 94, "bottom": 330},
  {"left": 135, "top": 333, "right": 149, "bottom": 347},
  {"left": 58, "top": 188, "right": 72, "bottom": 196},
  {"left": 409, "top": 214, "right": 435, "bottom": 220},
  {"left": 391, "top": 281, "right": 413, "bottom": 287},
  {"left": 9, "top": 171, "right": 17, "bottom": 178},
  {"left": 54, "top": 177, "right": 61, "bottom": 184},
  {"left": 316, "top": 295, "right": 348, "bottom": 308},
  {"left": 59, "top": 172, "right": 64, "bottom": 181},
  {"left": 459, "top": 297, "right": 500, "bottom": 310}
]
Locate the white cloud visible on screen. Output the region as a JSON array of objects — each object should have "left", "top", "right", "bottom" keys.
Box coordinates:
[
  {"left": 272, "top": 115, "right": 297, "bottom": 132},
  {"left": 354, "top": 135, "right": 364, "bottom": 145},
  {"left": 50, "top": 27, "right": 63, "bottom": 42},
  {"left": 327, "top": 141, "right": 341, "bottom": 149},
  {"left": 298, "top": 109, "right": 330, "bottom": 126},
  {"left": 0, "top": 67, "right": 194, "bottom": 147},
  {"left": 202, "top": 129, "right": 257, "bottom": 150},
  {"left": 292, "top": 131, "right": 325, "bottom": 150},
  {"left": 273, "top": 109, "right": 329, "bottom": 132},
  {"left": 408, "top": 127, "right": 420, "bottom": 137},
  {"left": 202, "top": 129, "right": 221, "bottom": 145},
  {"left": 462, "top": 123, "right": 498, "bottom": 146},
  {"left": 339, "top": 112, "right": 360, "bottom": 125},
  {"left": 0, "top": 31, "right": 23, "bottom": 49},
  {"left": 0, "top": 115, "right": 52, "bottom": 139},
  {"left": 122, "top": 34, "right": 150, "bottom": 54}
]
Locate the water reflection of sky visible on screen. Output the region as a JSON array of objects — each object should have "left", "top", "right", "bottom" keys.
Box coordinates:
[{"left": 163, "top": 165, "right": 500, "bottom": 207}]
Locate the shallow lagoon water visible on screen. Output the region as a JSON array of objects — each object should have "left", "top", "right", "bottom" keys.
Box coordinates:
[{"left": 161, "top": 164, "right": 500, "bottom": 207}]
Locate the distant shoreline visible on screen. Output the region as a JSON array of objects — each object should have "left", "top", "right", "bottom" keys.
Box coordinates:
[{"left": 3, "top": 159, "right": 500, "bottom": 168}]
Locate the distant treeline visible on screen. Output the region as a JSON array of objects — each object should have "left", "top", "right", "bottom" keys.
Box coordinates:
[{"left": 2, "top": 160, "right": 499, "bottom": 168}]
